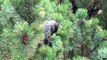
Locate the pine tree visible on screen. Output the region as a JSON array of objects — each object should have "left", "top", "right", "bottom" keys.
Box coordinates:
[{"left": 0, "top": 0, "right": 107, "bottom": 60}]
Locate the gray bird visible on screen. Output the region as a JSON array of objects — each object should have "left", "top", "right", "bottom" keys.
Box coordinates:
[
  {"left": 43, "top": 20, "right": 59, "bottom": 47},
  {"left": 43, "top": 20, "right": 59, "bottom": 38}
]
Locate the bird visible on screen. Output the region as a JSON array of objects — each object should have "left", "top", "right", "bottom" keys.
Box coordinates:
[
  {"left": 43, "top": 20, "right": 59, "bottom": 37},
  {"left": 43, "top": 20, "right": 59, "bottom": 47}
]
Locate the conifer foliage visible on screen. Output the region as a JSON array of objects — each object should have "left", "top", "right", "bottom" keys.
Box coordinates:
[{"left": 0, "top": 0, "right": 107, "bottom": 60}]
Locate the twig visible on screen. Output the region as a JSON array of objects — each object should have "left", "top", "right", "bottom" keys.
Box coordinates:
[
  {"left": 79, "top": 22, "right": 86, "bottom": 56},
  {"left": 91, "top": 26, "right": 96, "bottom": 42},
  {"left": 63, "top": 51, "right": 67, "bottom": 60}
]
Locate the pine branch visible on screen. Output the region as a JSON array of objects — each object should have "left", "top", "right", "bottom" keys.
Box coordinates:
[
  {"left": 79, "top": 22, "right": 85, "bottom": 45},
  {"left": 78, "top": 21, "right": 87, "bottom": 56},
  {"left": 90, "top": 28, "right": 106, "bottom": 53},
  {"left": 12, "top": 3, "right": 29, "bottom": 23},
  {"left": 11, "top": 0, "right": 37, "bottom": 25},
  {"left": 91, "top": 39, "right": 103, "bottom": 53}
]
